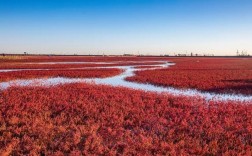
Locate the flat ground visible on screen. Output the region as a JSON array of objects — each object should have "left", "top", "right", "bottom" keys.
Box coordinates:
[{"left": 0, "top": 56, "right": 251, "bottom": 155}]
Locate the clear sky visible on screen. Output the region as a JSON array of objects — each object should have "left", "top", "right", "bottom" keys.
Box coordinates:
[{"left": 0, "top": 0, "right": 252, "bottom": 56}]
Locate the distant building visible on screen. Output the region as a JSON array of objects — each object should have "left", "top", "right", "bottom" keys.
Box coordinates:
[
  {"left": 177, "top": 54, "right": 187, "bottom": 56},
  {"left": 123, "top": 54, "right": 134, "bottom": 56}
]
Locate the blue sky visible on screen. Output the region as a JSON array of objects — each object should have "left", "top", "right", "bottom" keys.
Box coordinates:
[{"left": 0, "top": 0, "right": 252, "bottom": 55}]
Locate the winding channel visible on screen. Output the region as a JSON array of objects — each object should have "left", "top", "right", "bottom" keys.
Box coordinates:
[{"left": 0, "top": 61, "right": 252, "bottom": 102}]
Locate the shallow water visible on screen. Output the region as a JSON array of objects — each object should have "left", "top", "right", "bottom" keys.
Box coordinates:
[{"left": 0, "top": 61, "right": 252, "bottom": 102}]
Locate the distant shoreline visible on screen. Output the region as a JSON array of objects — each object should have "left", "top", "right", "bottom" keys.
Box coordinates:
[{"left": 0, "top": 54, "right": 251, "bottom": 58}]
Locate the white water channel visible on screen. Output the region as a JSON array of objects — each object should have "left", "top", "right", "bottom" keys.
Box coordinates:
[{"left": 0, "top": 61, "right": 252, "bottom": 102}]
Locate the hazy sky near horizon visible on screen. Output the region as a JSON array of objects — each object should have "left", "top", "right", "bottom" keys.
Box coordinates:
[{"left": 0, "top": 0, "right": 252, "bottom": 55}]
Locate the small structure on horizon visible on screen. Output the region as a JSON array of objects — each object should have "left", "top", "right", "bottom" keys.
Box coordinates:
[{"left": 123, "top": 53, "right": 135, "bottom": 56}]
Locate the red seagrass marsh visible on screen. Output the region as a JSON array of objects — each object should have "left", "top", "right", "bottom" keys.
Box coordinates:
[{"left": 0, "top": 56, "right": 252, "bottom": 155}]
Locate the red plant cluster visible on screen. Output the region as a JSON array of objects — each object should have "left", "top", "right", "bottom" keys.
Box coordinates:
[
  {"left": 127, "top": 58, "right": 252, "bottom": 95},
  {"left": 134, "top": 65, "right": 161, "bottom": 69},
  {"left": 0, "top": 62, "right": 164, "bottom": 70},
  {"left": 0, "top": 56, "right": 166, "bottom": 82},
  {"left": 0, "top": 63, "right": 111, "bottom": 69},
  {"left": 0, "top": 56, "right": 169, "bottom": 63},
  {"left": 0, "top": 68, "right": 122, "bottom": 82},
  {"left": 0, "top": 83, "right": 251, "bottom": 155}
]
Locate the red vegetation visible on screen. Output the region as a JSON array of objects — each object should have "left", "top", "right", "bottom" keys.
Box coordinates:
[
  {"left": 0, "top": 55, "right": 168, "bottom": 63},
  {"left": 0, "top": 68, "right": 122, "bottom": 82},
  {"left": 0, "top": 83, "right": 251, "bottom": 155},
  {"left": 134, "top": 65, "right": 161, "bottom": 69},
  {"left": 0, "top": 62, "right": 164, "bottom": 70},
  {"left": 127, "top": 58, "right": 252, "bottom": 95},
  {"left": 0, "top": 63, "right": 113, "bottom": 69}
]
